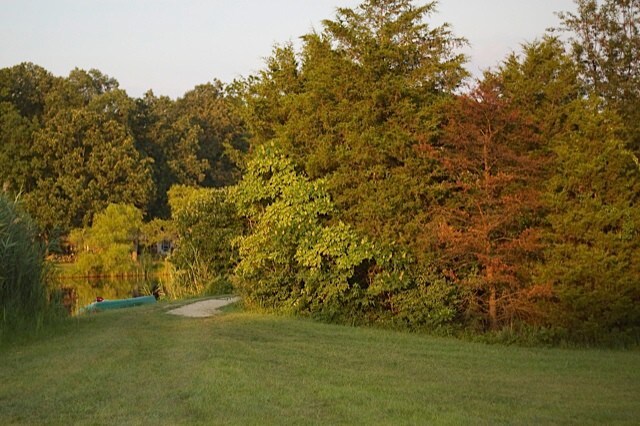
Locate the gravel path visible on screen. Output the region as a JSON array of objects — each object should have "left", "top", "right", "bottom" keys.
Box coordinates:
[{"left": 167, "top": 296, "right": 239, "bottom": 318}]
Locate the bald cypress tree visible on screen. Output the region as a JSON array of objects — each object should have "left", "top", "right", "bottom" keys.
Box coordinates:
[{"left": 437, "top": 77, "right": 548, "bottom": 330}]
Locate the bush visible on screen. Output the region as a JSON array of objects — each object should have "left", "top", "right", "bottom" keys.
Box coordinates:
[
  {"left": 231, "top": 145, "right": 453, "bottom": 325},
  {"left": 389, "top": 276, "right": 460, "bottom": 330},
  {"left": 168, "top": 185, "right": 242, "bottom": 297}
]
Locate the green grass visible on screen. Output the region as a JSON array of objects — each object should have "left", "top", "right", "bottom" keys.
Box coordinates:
[{"left": 1, "top": 302, "right": 639, "bottom": 425}]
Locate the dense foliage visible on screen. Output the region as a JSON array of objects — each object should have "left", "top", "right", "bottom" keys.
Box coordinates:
[
  {"left": 558, "top": 0, "right": 640, "bottom": 156},
  {"left": 167, "top": 185, "right": 242, "bottom": 297},
  {"left": 235, "top": 0, "right": 640, "bottom": 342},
  {"left": 132, "top": 82, "right": 247, "bottom": 218},
  {"left": 436, "top": 77, "right": 548, "bottom": 331},
  {"left": 68, "top": 203, "right": 144, "bottom": 276},
  {"left": 1, "top": 0, "right": 638, "bottom": 344},
  {"left": 243, "top": 0, "right": 466, "bottom": 254},
  {"left": 538, "top": 99, "right": 640, "bottom": 342},
  {"left": 232, "top": 145, "right": 451, "bottom": 324},
  {"left": 0, "top": 67, "right": 246, "bottom": 235}
]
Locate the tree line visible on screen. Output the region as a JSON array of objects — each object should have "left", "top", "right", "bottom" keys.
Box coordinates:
[
  {"left": 0, "top": 66, "right": 245, "bottom": 235},
  {"left": 1, "top": 0, "right": 638, "bottom": 344}
]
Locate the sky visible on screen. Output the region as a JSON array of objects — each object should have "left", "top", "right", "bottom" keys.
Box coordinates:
[{"left": 0, "top": 0, "right": 576, "bottom": 99}]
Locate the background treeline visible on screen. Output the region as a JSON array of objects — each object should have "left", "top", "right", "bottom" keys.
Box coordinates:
[
  {"left": 0, "top": 66, "right": 246, "bottom": 235},
  {"left": 1, "top": 0, "right": 638, "bottom": 345}
]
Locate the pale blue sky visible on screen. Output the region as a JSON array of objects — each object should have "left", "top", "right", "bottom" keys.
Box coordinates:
[{"left": 1, "top": 0, "right": 576, "bottom": 98}]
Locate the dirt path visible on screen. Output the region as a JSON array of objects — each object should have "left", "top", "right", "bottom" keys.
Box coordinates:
[{"left": 167, "top": 296, "right": 239, "bottom": 318}]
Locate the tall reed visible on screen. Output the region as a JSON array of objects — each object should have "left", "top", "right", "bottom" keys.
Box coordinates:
[{"left": 0, "top": 194, "right": 50, "bottom": 341}]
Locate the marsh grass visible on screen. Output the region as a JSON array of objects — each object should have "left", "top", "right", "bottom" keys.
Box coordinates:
[
  {"left": 0, "top": 194, "right": 59, "bottom": 342},
  {"left": 1, "top": 301, "right": 639, "bottom": 424}
]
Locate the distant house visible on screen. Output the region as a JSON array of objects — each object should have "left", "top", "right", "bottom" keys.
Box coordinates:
[
  {"left": 155, "top": 239, "right": 174, "bottom": 257},
  {"left": 141, "top": 220, "right": 176, "bottom": 258}
]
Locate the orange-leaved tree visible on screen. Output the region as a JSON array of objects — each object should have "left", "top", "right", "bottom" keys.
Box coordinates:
[{"left": 436, "top": 77, "right": 549, "bottom": 330}]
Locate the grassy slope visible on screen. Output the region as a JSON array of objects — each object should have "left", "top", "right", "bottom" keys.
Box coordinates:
[{"left": 1, "top": 303, "right": 639, "bottom": 425}]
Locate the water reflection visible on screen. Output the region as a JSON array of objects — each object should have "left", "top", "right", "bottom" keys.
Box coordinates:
[{"left": 57, "top": 275, "right": 159, "bottom": 314}]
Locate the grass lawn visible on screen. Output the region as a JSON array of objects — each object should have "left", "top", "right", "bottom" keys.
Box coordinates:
[{"left": 1, "top": 302, "right": 639, "bottom": 425}]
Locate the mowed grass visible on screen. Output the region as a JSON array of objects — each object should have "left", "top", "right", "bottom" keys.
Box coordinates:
[{"left": 1, "top": 302, "right": 639, "bottom": 425}]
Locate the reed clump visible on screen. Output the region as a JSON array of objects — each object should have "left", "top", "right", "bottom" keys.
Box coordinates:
[{"left": 0, "top": 194, "right": 53, "bottom": 342}]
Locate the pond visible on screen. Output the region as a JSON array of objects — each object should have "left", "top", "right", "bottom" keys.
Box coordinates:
[{"left": 55, "top": 275, "right": 161, "bottom": 314}]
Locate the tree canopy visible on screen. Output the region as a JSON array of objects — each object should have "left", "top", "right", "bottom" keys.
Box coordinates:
[{"left": 558, "top": 0, "right": 640, "bottom": 155}]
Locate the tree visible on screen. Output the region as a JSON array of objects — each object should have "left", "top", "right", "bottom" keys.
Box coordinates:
[
  {"left": 230, "top": 145, "right": 452, "bottom": 325},
  {"left": 132, "top": 83, "right": 247, "bottom": 219},
  {"left": 437, "top": 77, "right": 548, "bottom": 330},
  {"left": 0, "top": 63, "right": 57, "bottom": 196},
  {"left": 241, "top": 44, "right": 303, "bottom": 147},
  {"left": 538, "top": 98, "right": 640, "bottom": 342},
  {"left": 0, "top": 62, "right": 57, "bottom": 120},
  {"left": 176, "top": 81, "right": 247, "bottom": 187},
  {"left": 497, "top": 37, "right": 582, "bottom": 142},
  {"left": 0, "top": 102, "right": 38, "bottom": 193},
  {"left": 1, "top": 63, "right": 248, "bottom": 242},
  {"left": 243, "top": 0, "right": 467, "bottom": 268},
  {"left": 231, "top": 145, "right": 378, "bottom": 318},
  {"left": 132, "top": 91, "right": 207, "bottom": 218},
  {"left": 1, "top": 66, "right": 154, "bottom": 234},
  {"left": 167, "top": 185, "right": 242, "bottom": 297},
  {"left": 558, "top": 0, "right": 640, "bottom": 155},
  {"left": 70, "top": 203, "right": 143, "bottom": 276}
]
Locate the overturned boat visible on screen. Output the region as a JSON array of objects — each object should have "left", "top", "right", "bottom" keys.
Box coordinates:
[{"left": 80, "top": 295, "right": 157, "bottom": 313}]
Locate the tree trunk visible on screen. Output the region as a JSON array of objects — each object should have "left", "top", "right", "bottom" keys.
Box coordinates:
[{"left": 489, "top": 285, "right": 498, "bottom": 330}]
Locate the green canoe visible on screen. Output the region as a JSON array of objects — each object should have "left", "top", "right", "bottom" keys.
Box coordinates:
[{"left": 81, "top": 295, "right": 157, "bottom": 313}]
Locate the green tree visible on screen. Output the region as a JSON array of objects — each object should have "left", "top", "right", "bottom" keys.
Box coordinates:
[
  {"left": 241, "top": 44, "right": 302, "bottom": 147},
  {"left": 132, "top": 91, "right": 207, "bottom": 218},
  {"left": 538, "top": 99, "right": 640, "bottom": 342},
  {"left": 232, "top": 145, "right": 456, "bottom": 326},
  {"left": 558, "top": 0, "right": 640, "bottom": 155},
  {"left": 243, "top": 0, "right": 467, "bottom": 269},
  {"left": 0, "top": 102, "right": 38, "bottom": 193},
  {"left": 176, "top": 81, "right": 247, "bottom": 187},
  {"left": 70, "top": 203, "right": 143, "bottom": 276},
  {"left": 0, "top": 66, "right": 153, "bottom": 234},
  {"left": 0, "top": 63, "right": 57, "bottom": 196},
  {"left": 167, "top": 185, "right": 242, "bottom": 297},
  {"left": 132, "top": 83, "right": 246, "bottom": 219},
  {"left": 0, "top": 62, "right": 57, "bottom": 120},
  {"left": 497, "top": 37, "right": 582, "bottom": 142}
]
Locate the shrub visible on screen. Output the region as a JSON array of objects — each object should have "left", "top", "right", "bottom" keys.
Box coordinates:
[
  {"left": 168, "top": 185, "right": 242, "bottom": 297},
  {"left": 232, "top": 145, "right": 454, "bottom": 325}
]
